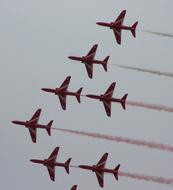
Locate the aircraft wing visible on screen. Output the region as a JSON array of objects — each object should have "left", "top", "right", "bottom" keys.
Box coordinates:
[
  {"left": 114, "top": 10, "right": 126, "bottom": 26},
  {"left": 47, "top": 165, "right": 56, "bottom": 181},
  {"left": 86, "top": 44, "right": 98, "bottom": 59},
  {"left": 48, "top": 147, "right": 59, "bottom": 162},
  {"left": 28, "top": 127, "right": 37, "bottom": 143},
  {"left": 85, "top": 63, "right": 93, "bottom": 79},
  {"left": 96, "top": 153, "right": 108, "bottom": 168},
  {"left": 104, "top": 82, "right": 116, "bottom": 98},
  {"left": 60, "top": 76, "right": 71, "bottom": 91},
  {"left": 95, "top": 171, "right": 104, "bottom": 187},
  {"left": 103, "top": 100, "right": 111, "bottom": 117},
  {"left": 58, "top": 94, "right": 67, "bottom": 110},
  {"left": 113, "top": 28, "right": 122, "bottom": 45},
  {"left": 29, "top": 109, "right": 41, "bottom": 124}
]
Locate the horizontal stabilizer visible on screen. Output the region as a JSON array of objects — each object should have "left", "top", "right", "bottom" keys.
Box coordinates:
[
  {"left": 46, "top": 120, "right": 53, "bottom": 136},
  {"left": 113, "top": 164, "right": 120, "bottom": 180},
  {"left": 102, "top": 56, "right": 110, "bottom": 71},
  {"left": 76, "top": 87, "right": 83, "bottom": 103},
  {"left": 131, "top": 22, "right": 138, "bottom": 37},
  {"left": 64, "top": 158, "right": 72, "bottom": 174},
  {"left": 121, "top": 94, "right": 128, "bottom": 110}
]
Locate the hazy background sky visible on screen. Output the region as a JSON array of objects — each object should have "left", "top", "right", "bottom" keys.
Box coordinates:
[{"left": 1, "top": 0, "right": 173, "bottom": 189}]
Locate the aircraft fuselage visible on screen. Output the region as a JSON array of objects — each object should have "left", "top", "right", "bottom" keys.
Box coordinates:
[
  {"left": 41, "top": 88, "right": 79, "bottom": 97},
  {"left": 96, "top": 22, "right": 132, "bottom": 31},
  {"left": 86, "top": 94, "right": 123, "bottom": 104},
  {"left": 68, "top": 56, "right": 105, "bottom": 65},
  {"left": 78, "top": 165, "right": 115, "bottom": 174},
  {"left": 30, "top": 159, "right": 67, "bottom": 168},
  {"left": 12, "top": 120, "right": 48, "bottom": 129}
]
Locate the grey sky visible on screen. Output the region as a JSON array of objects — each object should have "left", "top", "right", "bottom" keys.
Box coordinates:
[{"left": 1, "top": 0, "right": 173, "bottom": 189}]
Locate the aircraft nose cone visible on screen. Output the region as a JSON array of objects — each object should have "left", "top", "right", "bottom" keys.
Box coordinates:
[
  {"left": 12, "top": 121, "right": 18, "bottom": 124},
  {"left": 96, "top": 22, "right": 102, "bottom": 25},
  {"left": 41, "top": 88, "right": 48, "bottom": 92}
]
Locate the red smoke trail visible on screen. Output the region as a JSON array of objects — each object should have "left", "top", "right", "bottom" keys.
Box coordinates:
[
  {"left": 52, "top": 128, "right": 173, "bottom": 153},
  {"left": 119, "top": 171, "right": 173, "bottom": 186},
  {"left": 114, "top": 64, "right": 173, "bottom": 78},
  {"left": 127, "top": 100, "right": 173, "bottom": 113}
]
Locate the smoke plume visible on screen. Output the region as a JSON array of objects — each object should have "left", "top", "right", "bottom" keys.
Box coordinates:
[
  {"left": 52, "top": 128, "right": 173, "bottom": 153},
  {"left": 127, "top": 100, "right": 173, "bottom": 113},
  {"left": 140, "top": 30, "right": 173, "bottom": 38},
  {"left": 114, "top": 64, "right": 173, "bottom": 78},
  {"left": 119, "top": 171, "right": 173, "bottom": 186}
]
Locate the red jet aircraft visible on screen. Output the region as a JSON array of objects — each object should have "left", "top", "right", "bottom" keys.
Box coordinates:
[
  {"left": 86, "top": 82, "right": 128, "bottom": 117},
  {"left": 12, "top": 109, "right": 53, "bottom": 143},
  {"left": 71, "top": 185, "right": 77, "bottom": 190},
  {"left": 42, "top": 76, "right": 83, "bottom": 110},
  {"left": 79, "top": 153, "right": 120, "bottom": 188},
  {"left": 96, "top": 10, "right": 138, "bottom": 45},
  {"left": 30, "top": 147, "right": 71, "bottom": 181},
  {"left": 68, "top": 44, "right": 109, "bottom": 78}
]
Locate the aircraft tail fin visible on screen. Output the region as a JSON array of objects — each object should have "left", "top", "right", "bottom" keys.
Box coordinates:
[
  {"left": 121, "top": 94, "right": 128, "bottom": 110},
  {"left": 64, "top": 158, "right": 71, "bottom": 174},
  {"left": 76, "top": 87, "right": 83, "bottom": 103},
  {"left": 102, "top": 56, "right": 109, "bottom": 71},
  {"left": 131, "top": 22, "right": 138, "bottom": 37},
  {"left": 46, "top": 120, "right": 53, "bottom": 136},
  {"left": 113, "top": 164, "right": 120, "bottom": 180}
]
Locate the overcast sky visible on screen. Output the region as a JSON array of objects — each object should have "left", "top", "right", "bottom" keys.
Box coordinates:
[{"left": 1, "top": 0, "right": 173, "bottom": 190}]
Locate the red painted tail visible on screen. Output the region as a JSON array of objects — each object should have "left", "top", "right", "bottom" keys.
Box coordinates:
[
  {"left": 64, "top": 158, "right": 71, "bottom": 174},
  {"left": 121, "top": 94, "right": 128, "bottom": 110},
  {"left": 102, "top": 56, "right": 109, "bottom": 71},
  {"left": 113, "top": 164, "right": 120, "bottom": 180},
  {"left": 131, "top": 22, "right": 138, "bottom": 37},
  {"left": 76, "top": 87, "right": 83, "bottom": 103},
  {"left": 46, "top": 120, "right": 53, "bottom": 136}
]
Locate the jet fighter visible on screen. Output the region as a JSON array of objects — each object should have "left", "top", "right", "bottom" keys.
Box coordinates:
[
  {"left": 30, "top": 147, "right": 71, "bottom": 181},
  {"left": 86, "top": 82, "right": 128, "bottom": 117},
  {"left": 79, "top": 153, "right": 120, "bottom": 187},
  {"left": 12, "top": 108, "right": 53, "bottom": 143},
  {"left": 96, "top": 10, "right": 138, "bottom": 44},
  {"left": 42, "top": 76, "right": 83, "bottom": 110},
  {"left": 68, "top": 44, "right": 109, "bottom": 79}
]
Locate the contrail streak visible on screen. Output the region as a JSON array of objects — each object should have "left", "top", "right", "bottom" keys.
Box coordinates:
[
  {"left": 119, "top": 171, "right": 173, "bottom": 186},
  {"left": 139, "top": 29, "right": 173, "bottom": 38},
  {"left": 114, "top": 64, "right": 173, "bottom": 78},
  {"left": 127, "top": 100, "right": 173, "bottom": 113},
  {"left": 52, "top": 128, "right": 173, "bottom": 153}
]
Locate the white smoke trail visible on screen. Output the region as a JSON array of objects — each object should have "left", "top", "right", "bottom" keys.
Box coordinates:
[
  {"left": 127, "top": 100, "right": 173, "bottom": 113},
  {"left": 119, "top": 171, "right": 173, "bottom": 186},
  {"left": 52, "top": 128, "right": 173, "bottom": 153},
  {"left": 140, "top": 30, "right": 173, "bottom": 38},
  {"left": 114, "top": 64, "right": 173, "bottom": 78}
]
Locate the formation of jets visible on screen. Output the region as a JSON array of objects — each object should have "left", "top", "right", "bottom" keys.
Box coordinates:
[
  {"left": 30, "top": 147, "right": 120, "bottom": 188},
  {"left": 12, "top": 9, "right": 138, "bottom": 189}
]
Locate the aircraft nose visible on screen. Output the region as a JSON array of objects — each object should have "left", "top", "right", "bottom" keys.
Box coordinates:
[
  {"left": 12, "top": 121, "right": 18, "bottom": 124},
  {"left": 96, "top": 22, "right": 102, "bottom": 25}
]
